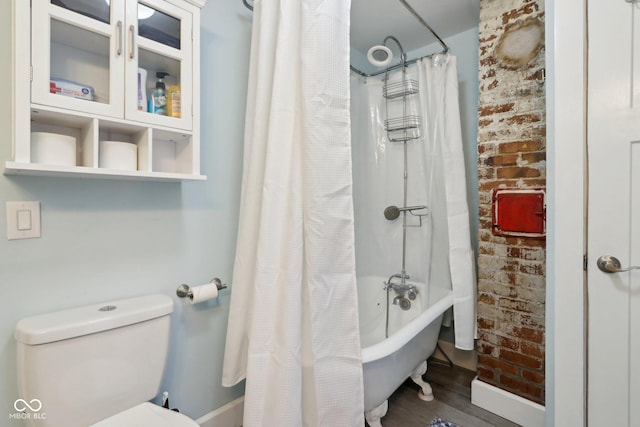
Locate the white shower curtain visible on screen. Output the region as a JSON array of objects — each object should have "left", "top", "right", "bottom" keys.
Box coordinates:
[
  {"left": 418, "top": 55, "right": 475, "bottom": 351},
  {"left": 351, "top": 55, "right": 475, "bottom": 351},
  {"left": 222, "top": 0, "right": 364, "bottom": 426}
]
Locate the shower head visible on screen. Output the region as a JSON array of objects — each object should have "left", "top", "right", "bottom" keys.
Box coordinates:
[
  {"left": 384, "top": 205, "right": 401, "bottom": 221},
  {"left": 384, "top": 205, "right": 429, "bottom": 221},
  {"left": 367, "top": 35, "right": 406, "bottom": 68}
]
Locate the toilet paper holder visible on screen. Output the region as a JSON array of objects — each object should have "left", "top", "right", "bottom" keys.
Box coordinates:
[{"left": 176, "top": 278, "right": 228, "bottom": 299}]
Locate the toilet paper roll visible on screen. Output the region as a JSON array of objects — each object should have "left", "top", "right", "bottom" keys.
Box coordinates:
[{"left": 189, "top": 283, "right": 218, "bottom": 304}]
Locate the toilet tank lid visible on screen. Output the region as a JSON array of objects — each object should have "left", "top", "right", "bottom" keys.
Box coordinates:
[{"left": 15, "top": 294, "right": 174, "bottom": 345}]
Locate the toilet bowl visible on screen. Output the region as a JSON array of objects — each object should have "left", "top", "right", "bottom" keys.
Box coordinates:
[{"left": 15, "top": 294, "right": 198, "bottom": 427}]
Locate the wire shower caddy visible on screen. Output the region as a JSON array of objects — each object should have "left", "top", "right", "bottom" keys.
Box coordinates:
[{"left": 383, "top": 71, "right": 421, "bottom": 142}]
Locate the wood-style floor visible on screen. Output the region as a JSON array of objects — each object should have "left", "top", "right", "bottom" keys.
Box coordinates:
[{"left": 374, "top": 360, "right": 521, "bottom": 427}]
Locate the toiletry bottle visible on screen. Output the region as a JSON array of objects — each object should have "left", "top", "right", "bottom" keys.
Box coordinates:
[
  {"left": 152, "top": 72, "right": 169, "bottom": 115},
  {"left": 137, "top": 68, "right": 148, "bottom": 112},
  {"left": 167, "top": 84, "right": 181, "bottom": 118}
]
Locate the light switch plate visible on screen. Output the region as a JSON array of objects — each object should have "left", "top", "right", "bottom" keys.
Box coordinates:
[{"left": 7, "top": 201, "right": 40, "bottom": 240}]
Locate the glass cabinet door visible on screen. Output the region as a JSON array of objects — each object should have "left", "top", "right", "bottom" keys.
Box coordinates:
[
  {"left": 51, "top": 0, "right": 111, "bottom": 24},
  {"left": 124, "top": 0, "right": 193, "bottom": 131},
  {"left": 31, "top": 0, "right": 126, "bottom": 118}
]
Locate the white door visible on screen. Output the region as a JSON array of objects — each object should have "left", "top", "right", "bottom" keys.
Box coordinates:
[{"left": 588, "top": 0, "right": 640, "bottom": 425}]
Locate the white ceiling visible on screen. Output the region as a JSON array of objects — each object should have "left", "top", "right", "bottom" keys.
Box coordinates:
[{"left": 350, "top": 0, "right": 480, "bottom": 56}]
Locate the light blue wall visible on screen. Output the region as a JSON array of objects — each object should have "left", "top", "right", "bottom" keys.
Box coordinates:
[
  {"left": 0, "top": 0, "right": 250, "bottom": 422},
  {"left": 350, "top": 47, "right": 370, "bottom": 75}
]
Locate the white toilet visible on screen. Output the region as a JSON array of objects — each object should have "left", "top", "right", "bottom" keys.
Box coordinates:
[{"left": 15, "top": 294, "right": 198, "bottom": 427}]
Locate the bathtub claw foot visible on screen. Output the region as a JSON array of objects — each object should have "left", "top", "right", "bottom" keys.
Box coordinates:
[
  {"left": 417, "top": 388, "right": 434, "bottom": 401},
  {"left": 410, "top": 360, "right": 434, "bottom": 402},
  {"left": 364, "top": 400, "right": 388, "bottom": 427}
]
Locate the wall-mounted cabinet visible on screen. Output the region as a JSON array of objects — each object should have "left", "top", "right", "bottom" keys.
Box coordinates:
[{"left": 7, "top": 0, "right": 207, "bottom": 181}]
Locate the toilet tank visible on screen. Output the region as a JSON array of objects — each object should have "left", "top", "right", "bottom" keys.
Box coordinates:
[{"left": 15, "top": 294, "right": 174, "bottom": 427}]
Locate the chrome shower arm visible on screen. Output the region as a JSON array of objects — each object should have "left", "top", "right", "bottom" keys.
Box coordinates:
[{"left": 383, "top": 35, "right": 406, "bottom": 64}]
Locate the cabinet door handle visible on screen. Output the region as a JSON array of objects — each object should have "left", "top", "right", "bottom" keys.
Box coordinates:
[
  {"left": 116, "top": 20, "right": 123, "bottom": 56},
  {"left": 128, "top": 25, "right": 135, "bottom": 59}
]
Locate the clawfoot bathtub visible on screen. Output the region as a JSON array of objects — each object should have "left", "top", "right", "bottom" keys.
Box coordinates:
[{"left": 357, "top": 276, "right": 453, "bottom": 427}]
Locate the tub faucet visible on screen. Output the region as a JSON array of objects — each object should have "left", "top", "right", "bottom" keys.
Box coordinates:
[
  {"left": 385, "top": 273, "right": 410, "bottom": 288},
  {"left": 393, "top": 283, "right": 418, "bottom": 294},
  {"left": 385, "top": 273, "right": 418, "bottom": 298}
]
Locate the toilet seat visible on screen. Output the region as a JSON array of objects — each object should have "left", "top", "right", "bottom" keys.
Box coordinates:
[{"left": 90, "top": 402, "right": 199, "bottom": 427}]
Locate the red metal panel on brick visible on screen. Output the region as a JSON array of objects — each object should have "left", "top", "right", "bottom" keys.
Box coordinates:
[{"left": 492, "top": 188, "right": 546, "bottom": 237}]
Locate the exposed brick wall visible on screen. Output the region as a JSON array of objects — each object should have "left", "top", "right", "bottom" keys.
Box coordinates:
[{"left": 476, "top": 0, "right": 546, "bottom": 405}]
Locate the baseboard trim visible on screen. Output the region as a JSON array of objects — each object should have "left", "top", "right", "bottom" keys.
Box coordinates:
[
  {"left": 195, "top": 396, "right": 244, "bottom": 427},
  {"left": 471, "top": 378, "right": 545, "bottom": 427},
  {"left": 432, "top": 339, "right": 477, "bottom": 371}
]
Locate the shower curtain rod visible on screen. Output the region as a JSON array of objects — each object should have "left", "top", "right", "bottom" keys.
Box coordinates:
[
  {"left": 397, "top": 0, "right": 449, "bottom": 55},
  {"left": 349, "top": 50, "right": 446, "bottom": 78},
  {"left": 241, "top": 0, "right": 449, "bottom": 78}
]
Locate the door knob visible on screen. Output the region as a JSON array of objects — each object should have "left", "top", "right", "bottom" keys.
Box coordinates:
[{"left": 596, "top": 255, "right": 640, "bottom": 273}]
